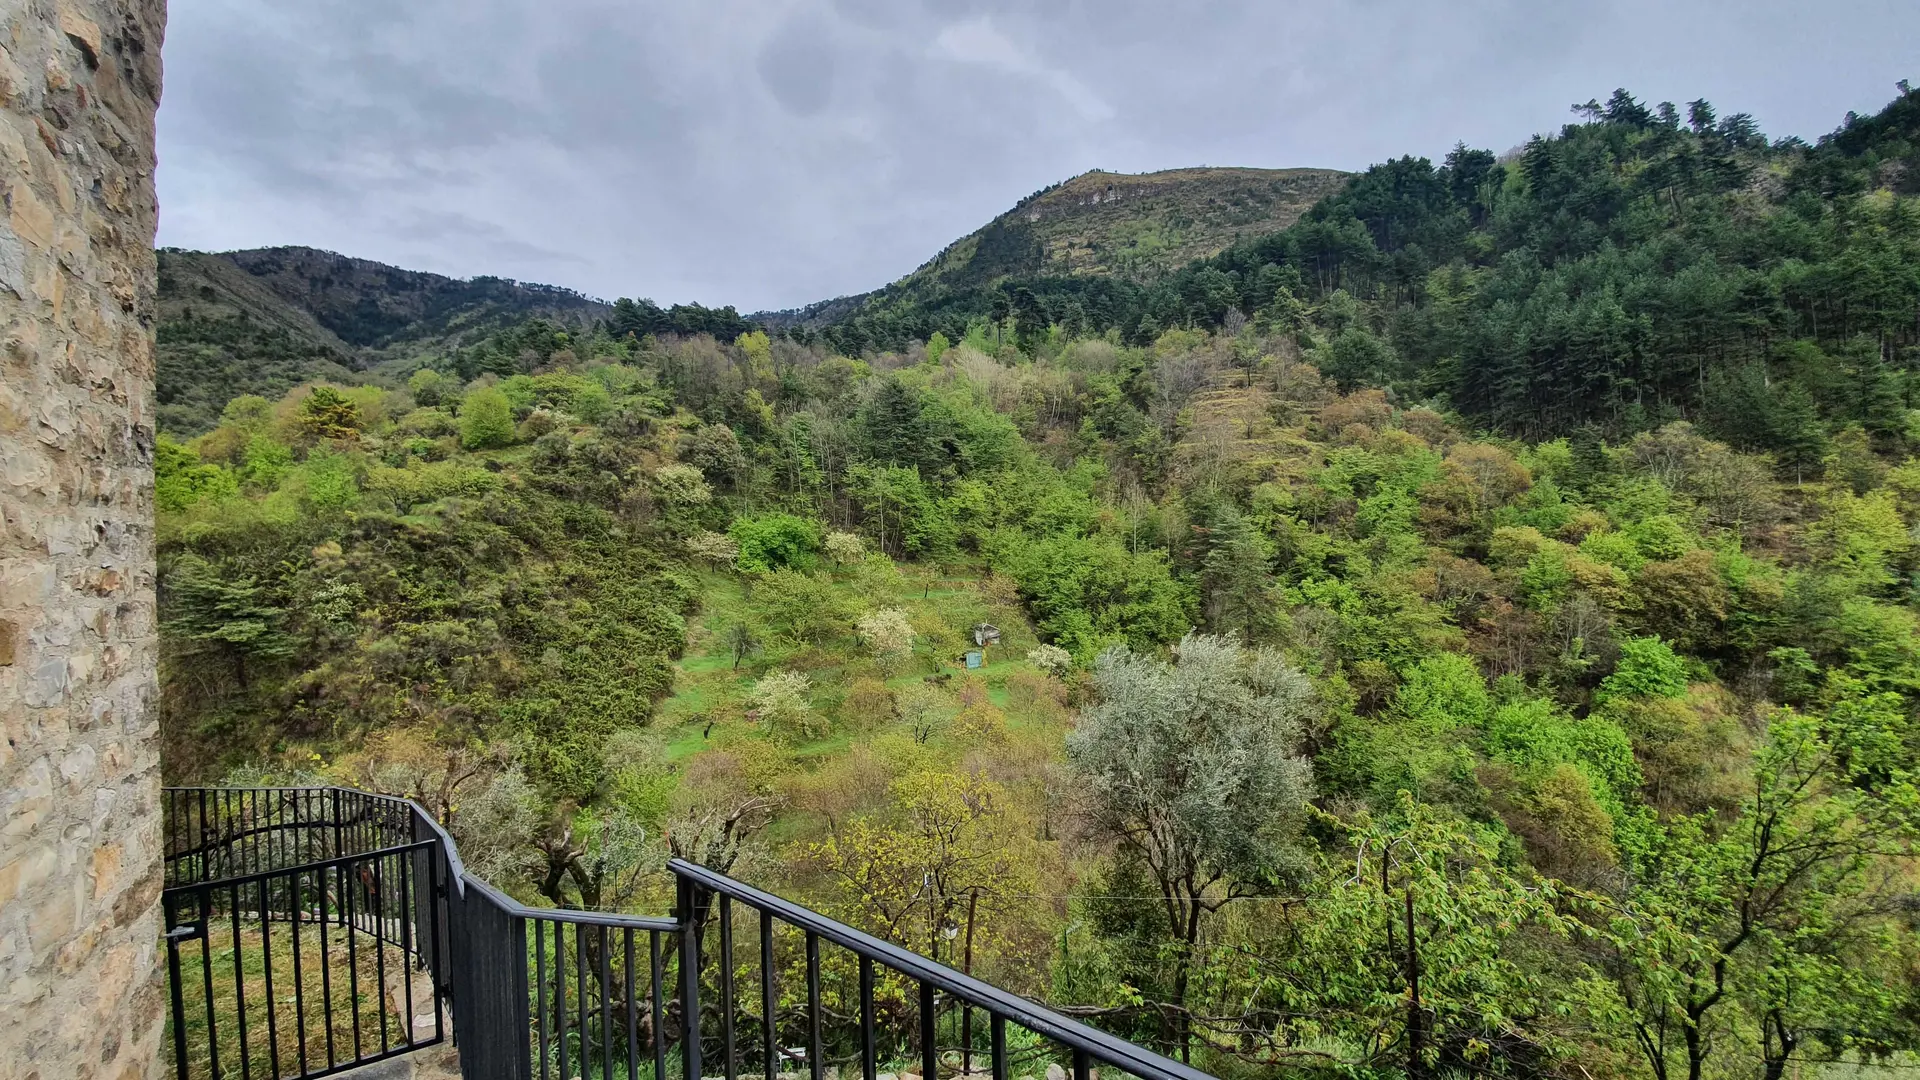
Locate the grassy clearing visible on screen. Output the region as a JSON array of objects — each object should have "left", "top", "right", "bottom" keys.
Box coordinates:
[
  {"left": 165, "top": 911, "right": 434, "bottom": 1080},
  {"left": 651, "top": 561, "right": 1067, "bottom": 782}
]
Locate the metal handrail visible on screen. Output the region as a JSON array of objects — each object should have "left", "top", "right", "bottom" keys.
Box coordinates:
[
  {"left": 671, "top": 859, "right": 1215, "bottom": 1080},
  {"left": 161, "top": 785, "right": 1216, "bottom": 1080}
]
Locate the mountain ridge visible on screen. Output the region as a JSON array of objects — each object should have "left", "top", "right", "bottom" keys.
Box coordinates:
[{"left": 754, "top": 165, "right": 1348, "bottom": 328}]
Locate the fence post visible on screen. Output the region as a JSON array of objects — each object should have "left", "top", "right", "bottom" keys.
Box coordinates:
[
  {"left": 678, "top": 872, "right": 704, "bottom": 1080},
  {"left": 331, "top": 788, "right": 346, "bottom": 862}
]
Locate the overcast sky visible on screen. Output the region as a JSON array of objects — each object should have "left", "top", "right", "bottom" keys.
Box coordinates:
[{"left": 155, "top": 0, "right": 1917, "bottom": 313}]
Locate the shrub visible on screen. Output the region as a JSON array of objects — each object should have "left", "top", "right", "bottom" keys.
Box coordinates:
[
  {"left": 730, "top": 512, "right": 822, "bottom": 573},
  {"left": 459, "top": 387, "right": 517, "bottom": 449},
  {"left": 1026, "top": 644, "right": 1072, "bottom": 677}
]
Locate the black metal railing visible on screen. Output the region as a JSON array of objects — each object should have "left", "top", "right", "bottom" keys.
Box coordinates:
[
  {"left": 161, "top": 787, "right": 448, "bottom": 1080},
  {"left": 163, "top": 787, "right": 1216, "bottom": 1080}
]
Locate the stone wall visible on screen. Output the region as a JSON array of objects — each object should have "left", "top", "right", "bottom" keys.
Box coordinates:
[{"left": 0, "top": 1, "right": 167, "bottom": 1078}]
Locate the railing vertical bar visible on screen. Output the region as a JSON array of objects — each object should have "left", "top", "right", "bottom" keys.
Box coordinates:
[
  {"left": 426, "top": 848, "right": 445, "bottom": 1045},
  {"left": 1071, "top": 1048, "right": 1090, "bottom": 1080},
  {"left": 625, "top": 928, "right": 639, "bottom": 1080},
  {"left": 805, "top": 931, "right": 822, "bottom": 1080},
  {"left": 759, "top": 909, "right": 775, "bottom": 1080},
  {"left": 537, "top": 920, "right": 551, "bottom": 1080},
  {"left": 199, "top": 884, "right": 221, "bottom": 1080},
  {"left": 373, "top": 854, "right": 391, "bottom": 1055},
  {"left": 680, "top": 877, "right": 703, "bottom": 1080},
  {"left": 963, "top": 1001, "right": 973, "bottom": 1078},
  {"left": 651, "top": 930, "right": 667, "bottom": 1080},
  {"left": 398, "top": 849, "right": 417, "bottom": 1047},
  {"left": 260, "top": 871, "right": 282, "bottom": 1080},
  {"left": 859, "top": 956, "right": 875, "bottom": 1080},
  {"left": 331, "top": 789, "right": 344, "bottom": 862},
  {"left": 576, "top": 922, "right": 589, "bottom": 1080},
  {"left": 989, "top": 1016, "right": 1007, "bottom": 1080},
  {"left": 231, "top": 881, "right": 253, "bottom": 1080},
  {"left": 197, "top": 789, "right": 209, "bottom": 882},
  {"left": 317, "top": 863, "right": 337, "bottom": 1069},
  {"left": 602, "top": 924, "right": 615, "bottom": 1080},
  {"left": 251, "top": 789, "right": 261, "bottom": 874},
  {"left": 721, "top": 896, "right": 736, "bottom": 1080},
  {"left": 558, "top": 919, "right": 570, "bottom": 1080},
  {"left": 164, "top": 893, "right": 191, "bottom": 1080},
  {"left": 344, "top": 860, "right": 364, "bottom": 1062},
  {"left": 919, "top": 981, "right": 936, "bottom": 1080}
]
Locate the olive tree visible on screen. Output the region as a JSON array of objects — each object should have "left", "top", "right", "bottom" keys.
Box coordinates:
[{"left": 1066, "top": 632, "right": 1315, "bottom": 1058}]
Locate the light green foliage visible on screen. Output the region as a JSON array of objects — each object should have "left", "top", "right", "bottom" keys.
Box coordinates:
[
  {"left": 1578, "top": 528, "right": 1646, "bottom": 572},
  {"left": 1600, "top": 636, "right": 1689, "bottom": 701},
  {"left": 1624, "top": 513, "right": 1692, "bottom": 560},
  {"left": 1350, "top": 652, "right": 1487, "bottom": 806},
  {"left": 1808, "top": 488, "right": 1913, "bottom": 592},
  {"left": 156, "top": 438, "right": 238, "bottom": 512},
  {"left": 650, "top": 463, "right": 712, "bottom": 506},
  {"left": 751, "top": 568, "right": 851, "bottom": 645},
  {"left": 459, "top": 385, "right": 517, "bottom": 449},
  {"left": 989, "top": 532, "right": 1192, "bottom": 658},
  {"left": 1602, "top": 708, "right": 1920, "bottom": 1080},
  {"left": 407, "top": 368, "right": 454, "bottom": 407},
  {"left": 822, "top": 530, "right": 866, "bottom": 567},
  {"left": 1245, "top": 796, "right": 1598, "bottom": 1073},
  {"left": 729, "top": 512, "right": 823, "bottom": 572}
]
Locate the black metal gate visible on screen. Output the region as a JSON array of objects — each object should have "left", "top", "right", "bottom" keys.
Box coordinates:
[{"left": 161, "top": 788, "right": 449, "bottom": 1080}]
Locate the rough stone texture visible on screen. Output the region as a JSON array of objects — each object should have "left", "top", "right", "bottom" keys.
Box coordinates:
[{"left": 0, "top": 0, "right": 167, "bottom": 1078}]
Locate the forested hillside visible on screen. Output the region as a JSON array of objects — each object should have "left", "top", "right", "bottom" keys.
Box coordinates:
[
  {"left": 155, "top": 85, "right": 1920, "bottom": 1080},
  {"left": 156, "top": 247, "right": 618, "bottom": 432},
  {"left": 810, "top": 86, "right": 1920, "bottom": 461}
]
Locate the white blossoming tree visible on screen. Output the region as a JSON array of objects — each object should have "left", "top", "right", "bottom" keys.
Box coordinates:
[
  {"left": 1026, "top": 644, "right": 1073, "bottom": 678},
  {"left": 747, "top": 669, "right": 818, "bottom": 738},
  {"left": 855, "top": 607, "right": 916, "bottom": 674}
]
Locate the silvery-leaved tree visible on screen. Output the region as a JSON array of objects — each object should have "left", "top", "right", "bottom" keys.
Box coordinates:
[{"left": 1067, "top": 632, "right": 1315, "bottom": 1060}]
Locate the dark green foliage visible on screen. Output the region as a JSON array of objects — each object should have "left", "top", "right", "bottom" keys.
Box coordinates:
[
  {"left": 162, "top": 554, "right": 296, "bottom": 689},
  {"left": 157, "top": 309, "right": 360, "bottom": 435}
]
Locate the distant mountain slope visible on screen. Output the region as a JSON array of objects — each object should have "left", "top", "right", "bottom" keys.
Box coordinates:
[
  {"left": 757, "top": 166, "right": 1348, "bottom": 329},
  {"left": 155, "top": 247, "right": 612, "bottom": 433},
  {"left": 218, "top": 246, "right": 610, "bottom": 349},
  {"left": 924, "top": 166, "right": 1351, "bottom": 285}
]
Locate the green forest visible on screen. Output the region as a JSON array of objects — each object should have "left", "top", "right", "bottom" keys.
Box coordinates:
[{"left": 157, "top": 87, "right": 1920, "bottom": 1080}]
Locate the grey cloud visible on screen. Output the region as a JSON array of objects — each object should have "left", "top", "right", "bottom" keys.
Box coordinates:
[
  {"left": 758, "top": 13, "right": 841, "bottom": 117},
  {"left": 156, "top": 0, "right": 1920, "bottom": 312}
]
